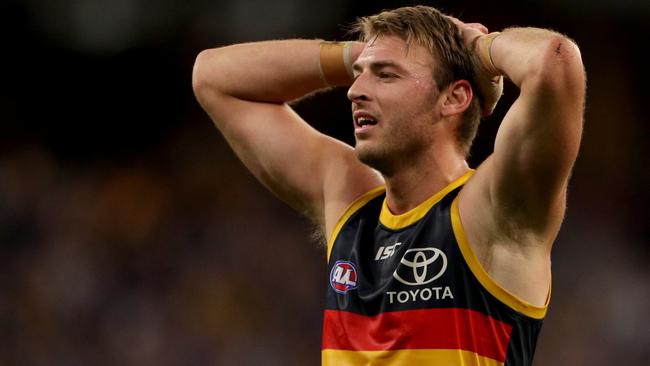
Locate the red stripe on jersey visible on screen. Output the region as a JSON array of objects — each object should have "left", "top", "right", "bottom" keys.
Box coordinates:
[{"left": 322, "top": 308, "right": 512, "bottom": 362}]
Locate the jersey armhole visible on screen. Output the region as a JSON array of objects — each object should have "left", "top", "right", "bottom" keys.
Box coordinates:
[
  {"left": 326, "top": 186, "right": 385, "bottom": 262},
  {"left": 450, "top": 196, "right": 551, "bottom": 319}
]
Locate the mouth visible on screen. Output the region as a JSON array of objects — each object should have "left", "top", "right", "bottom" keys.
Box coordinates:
[
  {"left": 356, "top": 117, "right": 378, "bottom": 127},
  {"left": 353, "top": 112, "right": 379, "bottom": 129}
]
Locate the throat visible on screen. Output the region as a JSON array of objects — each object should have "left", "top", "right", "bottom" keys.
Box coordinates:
[{"left": 384, "top": 164, "right": 470, "bottom": 215}]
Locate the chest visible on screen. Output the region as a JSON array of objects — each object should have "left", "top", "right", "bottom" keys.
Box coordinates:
[{"left": 328, "top": 198, "right": 465, "bottom": 314}]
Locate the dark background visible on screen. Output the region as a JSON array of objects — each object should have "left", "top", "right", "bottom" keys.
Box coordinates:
[{"left": 1, "top": 0, "right": 648, "bottom": 365}]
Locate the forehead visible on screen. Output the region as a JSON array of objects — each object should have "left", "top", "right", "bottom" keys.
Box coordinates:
[{"left": 356, "top": 35, "right": 434, "bottom": 71}]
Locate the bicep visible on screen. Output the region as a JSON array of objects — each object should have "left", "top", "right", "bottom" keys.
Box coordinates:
[
  {"left": 200, "top": 93, "right": 381, "bottom": 227},
  {"left": 494, "top": 85, "right": 583, "bottom": 195},
  {"left": 480, "top": 43, "right": 585, "bottom": 230}
]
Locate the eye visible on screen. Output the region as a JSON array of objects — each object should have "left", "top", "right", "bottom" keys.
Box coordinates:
[{"left": 378, "top": 72, "right": 397, "bottom": 80}]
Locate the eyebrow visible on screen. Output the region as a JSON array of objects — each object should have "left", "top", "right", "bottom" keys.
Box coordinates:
[{"left": 352, "top": 59, "right": 407, "bottom": 74}]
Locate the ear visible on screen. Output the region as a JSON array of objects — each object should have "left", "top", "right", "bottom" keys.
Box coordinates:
[{"left": 440, "top": 80, "right": 473, "bottom": 117}]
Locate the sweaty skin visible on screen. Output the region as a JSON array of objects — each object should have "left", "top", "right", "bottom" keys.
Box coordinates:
[
  {"left": 192, "top": 23, "right": 585, "bottom": 309},
  {"left": 350, "top": 36, "right": 473, "bottom": 214}
]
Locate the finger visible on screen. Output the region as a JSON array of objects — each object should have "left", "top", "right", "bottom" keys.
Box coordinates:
[
  {"left": 460, "top": 27, "right": 484, "bottom": 44},
  {"left": 465, "top": 23, "right": 489, "bottom": 34}
]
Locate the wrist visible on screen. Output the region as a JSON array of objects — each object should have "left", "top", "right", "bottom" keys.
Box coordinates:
[
  {"left": 474, "top": 32, "right": 501, "bottom": 77},
  {"left": 469, "top": 32, "right": 504, "bottom": 117},
  {"left": 319, "top": 41, "right": 356, "bottom": 87}
]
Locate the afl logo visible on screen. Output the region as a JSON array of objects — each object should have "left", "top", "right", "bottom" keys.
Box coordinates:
[
  {"left": 330, "top": 261, "right": 358, "bottom": 294},
  {"left": 393, "top": 247, "right": 447, "bottom": 286}
]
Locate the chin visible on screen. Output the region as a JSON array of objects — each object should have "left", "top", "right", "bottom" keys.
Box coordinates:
[
  {"left": 355, "top": 145, "right": 392, "bottom": 173},
  {"left": 354, "top": 142, "right": 373, "bottom": 162}
]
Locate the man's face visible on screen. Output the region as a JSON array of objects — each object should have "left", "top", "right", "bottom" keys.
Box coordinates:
[{"left": 348, "top": 35, "right": 442, "bottom": 173}]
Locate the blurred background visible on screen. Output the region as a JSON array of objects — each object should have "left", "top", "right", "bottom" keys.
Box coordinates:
[{"left": 1, "top": 0, "right": 648, "bottom": 365}]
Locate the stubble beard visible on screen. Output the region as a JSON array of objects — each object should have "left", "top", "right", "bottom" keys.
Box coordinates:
[
  {"left": 354, "top": 128, "right": 429, "bottom": 177},
  {"left": 355, "top": 142, "right": 394, "bottom": 175}
]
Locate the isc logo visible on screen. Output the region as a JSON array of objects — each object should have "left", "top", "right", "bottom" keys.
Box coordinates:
[
  {"left": 330, "top": 261, "right": 358, "bottom": 294},
  {"left": 375, "top": 242, "right": 402, "bottom": 260}
]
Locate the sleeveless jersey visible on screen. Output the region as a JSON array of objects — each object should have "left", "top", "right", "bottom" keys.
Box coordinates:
[{"left": 322, "top": 171, "right": 548, "bottom": 366}]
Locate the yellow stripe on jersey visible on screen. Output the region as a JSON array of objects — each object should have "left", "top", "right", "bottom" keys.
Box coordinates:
[
  {"left": 450, "top": 196, "right": 550, "bottom": 319},
  {"left": 379, "top": 170, "right": 474, "bottom": 230},
  {"left": 322, "top": 348, "right": 504, "bottom": 366},
  {"left": 327, "top": 186, "right": 386, "bottom": 262}
]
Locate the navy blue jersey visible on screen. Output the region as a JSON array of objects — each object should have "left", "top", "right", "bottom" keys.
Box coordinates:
[{"left": 322, "top": 171, "right": 548, "bottom": 366}]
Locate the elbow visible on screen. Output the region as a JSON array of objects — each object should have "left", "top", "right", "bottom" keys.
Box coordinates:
[
  {"left": 192, "top": 48, "right": 233, "bottom": 106},
  {"left": 545, "top": 35, "right": 584, "bottom": 80},
  {"left": 191, "top": 49, "right": 214, "bottom": 104},
  {"left": 520, "top": 32, "right": 586, "bottom": 104},
  {"left": 530, "top": 35, "right": 586, "bottom": 95}
]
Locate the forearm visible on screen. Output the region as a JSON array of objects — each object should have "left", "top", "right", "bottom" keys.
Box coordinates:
[
  {"left": 192, "top": 39, "right": 363, "bottom": 104},
  {"left": 487, "top": 27, "right": 584, "bottom": 91}
]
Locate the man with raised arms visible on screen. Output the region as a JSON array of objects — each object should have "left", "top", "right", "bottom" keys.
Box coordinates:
[{"left": 192, "top": 6, "right": 585, "bottom": 365}]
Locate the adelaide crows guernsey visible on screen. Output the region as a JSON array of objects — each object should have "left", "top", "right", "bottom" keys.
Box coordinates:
[{"left": 323, "top": 171, "right": 548, "bottom": 366}]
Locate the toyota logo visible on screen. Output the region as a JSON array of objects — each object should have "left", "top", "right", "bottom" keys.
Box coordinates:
[{"left": 393, "top": 247, "right": 447, "bottom": 286}]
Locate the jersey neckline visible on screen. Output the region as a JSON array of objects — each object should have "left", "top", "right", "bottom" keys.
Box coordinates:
[{"left": 379, "top": 170, "right": 474, "bottom": 230}]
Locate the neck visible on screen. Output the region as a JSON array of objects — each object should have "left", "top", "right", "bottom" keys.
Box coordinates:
[{"left": 382, "top": 142, "right": 469, "bottom": 215}]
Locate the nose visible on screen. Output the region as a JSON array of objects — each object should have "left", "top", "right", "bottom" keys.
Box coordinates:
[{"left": 347, "top": 73, "right": 370, "bottom": 103}]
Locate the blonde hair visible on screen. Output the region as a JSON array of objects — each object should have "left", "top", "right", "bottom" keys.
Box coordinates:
[{"left": 350, "top": 6, "right": 482, "bottom": 156}]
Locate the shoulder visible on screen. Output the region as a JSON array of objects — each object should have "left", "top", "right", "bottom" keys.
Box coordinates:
[{"left": 325, "top": 185, "right": 385, "bottom": 261}]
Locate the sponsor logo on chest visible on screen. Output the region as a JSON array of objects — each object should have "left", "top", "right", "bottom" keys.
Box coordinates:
[{"left": 387, "top": 246, "right": 454, "bottom": 304}]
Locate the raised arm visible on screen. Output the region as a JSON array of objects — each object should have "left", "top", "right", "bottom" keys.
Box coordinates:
[
  {"left": 455, "top": 22, "right": 585, "bottom": 305},
  {"left": 192, "top": 40, "right": 382, "bottom": 236},
  {"left": 463, "top": 25, "right": 585, "bottom": 240},
  {"left": 492, "top": 28, "right": 584, "bottom": 224},
  {"left": 194, "top": 40, "right": 327, "bottom": 103}
]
